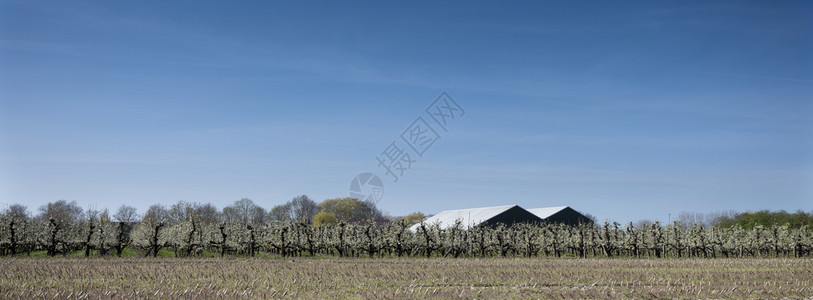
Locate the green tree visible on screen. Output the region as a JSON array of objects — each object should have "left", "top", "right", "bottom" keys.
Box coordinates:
[
  {"left": 313, "top": 211, "right": 337, "bottom": 226},
  {"left": 318, "top": 197, "right": 382, "bottom": 224},
  {"left": 400, "top": 212, "right": 425, "bottom": 227}
]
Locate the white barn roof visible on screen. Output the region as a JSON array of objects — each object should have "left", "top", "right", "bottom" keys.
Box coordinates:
[
  {"left": 409, "top": 205, "right": 517, "bottom": 231},
  {"left": 527, "top": 206, "right": 569, "bottom": 219}
]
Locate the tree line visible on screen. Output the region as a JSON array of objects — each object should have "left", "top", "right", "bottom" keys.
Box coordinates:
[
  {"left": 1, "top": 199, "right": 811, "bottom": 258},
  {"left": 716, "top": 210, "right": 813, "bottom": 229},
  {"left": 673, "top": 209, "right": 813, "bottom": 229}
]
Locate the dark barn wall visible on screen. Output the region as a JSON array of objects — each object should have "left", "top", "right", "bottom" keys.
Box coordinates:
[
  {"left": 544, "top": 207, "right": 592, "bottom": 226},
  {"left": 481, "top": 206, "right": 543, "bottom": 228}
]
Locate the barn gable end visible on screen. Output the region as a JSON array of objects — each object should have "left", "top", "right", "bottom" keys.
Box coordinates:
[{"left": 527, "top": 206, "right": 592, "bottom": 226}]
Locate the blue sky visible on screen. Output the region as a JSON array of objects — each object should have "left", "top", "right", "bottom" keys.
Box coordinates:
[{"left": 1, "top": 1, "right": 811, "bottom": 223}]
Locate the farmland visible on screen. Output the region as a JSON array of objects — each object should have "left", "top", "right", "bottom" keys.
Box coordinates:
[{"left": 1, "top": 257, "right": 810, "bottom": 299}]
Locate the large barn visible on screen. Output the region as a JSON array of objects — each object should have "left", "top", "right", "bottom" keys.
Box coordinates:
[
  {"left": 408, "top": 205, "right": 541, "bottom": 231},
  {"left": 409, "top": 204, "right": 591, "bottom": 231}
]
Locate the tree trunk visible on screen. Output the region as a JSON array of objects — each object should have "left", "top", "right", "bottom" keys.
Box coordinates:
[{"left": 9, "top": 220, "right": 16, "bottom": 257}]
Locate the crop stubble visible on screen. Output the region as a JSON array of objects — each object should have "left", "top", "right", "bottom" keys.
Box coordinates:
[{"left": 0, "top": 257, "right": 810, "bottom": 299}]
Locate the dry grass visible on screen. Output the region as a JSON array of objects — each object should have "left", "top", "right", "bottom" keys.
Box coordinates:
[{"left": 1, "top": 257, "right": 810, "bottom": 299}]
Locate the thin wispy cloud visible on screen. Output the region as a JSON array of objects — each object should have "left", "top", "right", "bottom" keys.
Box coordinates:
[{"left": 691, "top": 71, "right": 813, "bottom": 84}]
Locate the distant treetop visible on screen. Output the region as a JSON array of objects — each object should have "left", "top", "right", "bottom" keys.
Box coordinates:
[{"left": 717, "top": 210, "right": 813, "bottom": 229}]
